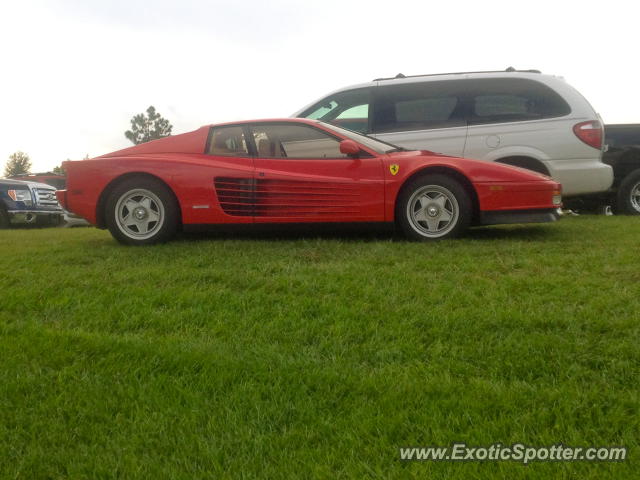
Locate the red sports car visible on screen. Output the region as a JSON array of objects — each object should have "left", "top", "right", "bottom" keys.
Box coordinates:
[{"left": 57, "top": 119, "right": 561, "bottom": 245}]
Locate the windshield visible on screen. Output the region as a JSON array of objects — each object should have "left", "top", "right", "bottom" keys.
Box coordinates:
[{"left": 319, "top": 122, "right": 405, "bottom": 154}]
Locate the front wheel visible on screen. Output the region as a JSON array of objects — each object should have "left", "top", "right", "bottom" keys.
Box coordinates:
[
  {"left": 105, "top": 177, "right": 179, "bottom": 245},
  {"left": 396, "top": 174, "right": 472, "bottom": 241},
  {"left": 616, "top": 169, "right": 640, "bottom": 215}
]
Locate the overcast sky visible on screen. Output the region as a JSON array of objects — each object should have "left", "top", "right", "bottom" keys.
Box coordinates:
[{"left": 1, "top": 0, "right": 638, "bottom": 172}]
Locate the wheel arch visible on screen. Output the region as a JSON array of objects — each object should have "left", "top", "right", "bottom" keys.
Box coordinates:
[
  {"left": 395, "top": 166, "right": 480, "bottom": 224},
  {"left": 494, "top": 156, "right": 550, "bottom": 176},
  {"left": 614, "top": 151, "right": 640, "bottom": 185},
  {"left": 96, "top": 172, "right": 182, "bottom": 229}
]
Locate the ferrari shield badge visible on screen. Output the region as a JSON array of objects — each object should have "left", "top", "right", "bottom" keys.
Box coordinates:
[{"left": 389, "top": 164, "right": 399, "bottom": 176}]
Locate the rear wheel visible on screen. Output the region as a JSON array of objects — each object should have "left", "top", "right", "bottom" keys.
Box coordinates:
[
  {"left": 105, "top": 177, "right": 179, "bottom": 245},
  {"left": 396, "top": 174, "right": 471, "bottom": 241},
  {"left": 616, "top": 169, "right": 640, "bottom": 215}
]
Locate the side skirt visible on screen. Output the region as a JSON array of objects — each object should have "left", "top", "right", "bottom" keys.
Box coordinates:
[{"left": 479, "top": 208, "right": 560, "bottom": 226}]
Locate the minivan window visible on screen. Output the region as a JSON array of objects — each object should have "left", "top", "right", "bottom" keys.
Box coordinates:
[
  {"left": 468, "top": 78, "right": 571, "bottom": 124},
  {"left": 321, "top": 122, "right": 403, "bottom": 154},
  {"left": 297, "top": 88, "right": 371, "bottom": 133},
  {"left": 372, "top": 81, "right": 466, "bottom": 133}
]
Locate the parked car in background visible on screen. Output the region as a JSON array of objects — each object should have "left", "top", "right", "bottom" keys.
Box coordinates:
[
  {"left": 0, "top": 178, "right": 64, "bottom": 228},
  {"left": 602, "top": 124, "right": 640, "bottom": 214},
  {"left": 58, "top": 118, "right": 561, "bottom": 245},
  {"left": 564, "top": 124, "right": 640, "bottom": 214},
  {"left": 8, "top": 172, "right": 89, "bottom": 226},
  {"left": 9, "top": 172, "right": 66, "bottom": 190},
  {"left": 294, "top": 68, "right": 613, "bottom": 198}
]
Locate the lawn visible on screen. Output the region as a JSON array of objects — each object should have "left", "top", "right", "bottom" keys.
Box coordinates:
[{"left": 0, "top": 217, "right": 638, "bottom": 479}]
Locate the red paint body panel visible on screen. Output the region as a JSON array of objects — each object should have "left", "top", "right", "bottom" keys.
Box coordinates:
[
  {"left": 378, "top": 150, "right": 560, "bottom": 220},
  {"left": 252, "top": 156, "right": 384, "bottom": 222},
  {"left": 98, "top": 128, "right": 210, "bottom": 158},
  {"left": 60, "top": 118, "right": 561, "bottom": 229}
]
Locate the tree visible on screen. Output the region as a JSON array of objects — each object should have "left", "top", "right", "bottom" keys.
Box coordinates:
[
  {"left": 52, "top": 164, "right": 65, "bottom": 175},
  {"left": 4, "top": 151, "right": 32, "bottom": 177},
  {"left": 124, "top": 106, "right": 173, "bottom": 145}
]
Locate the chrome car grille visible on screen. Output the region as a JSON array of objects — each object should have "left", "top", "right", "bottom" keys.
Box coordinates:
[{"left": 36, "top": 188, "right": 59, "bottom": 206}]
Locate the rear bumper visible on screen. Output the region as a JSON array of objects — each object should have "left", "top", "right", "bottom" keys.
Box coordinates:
[
  {"left": 546, "top": 160, "right": 613, "bottom": 196},
  {"left": 479, "top": 208, "right": 560, "bottom": 226}
]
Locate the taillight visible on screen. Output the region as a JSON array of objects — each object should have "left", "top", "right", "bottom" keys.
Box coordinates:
[{"left": 573, "top": 120, "right": 603, "bottom": 149}]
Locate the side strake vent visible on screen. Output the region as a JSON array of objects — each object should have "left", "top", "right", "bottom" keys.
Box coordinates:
[
  {"left": 214, "top": 177, "right": 361, "bottom": 217},
  {"left": 214, "top": 178, "right": 254, "bottom": 216}
]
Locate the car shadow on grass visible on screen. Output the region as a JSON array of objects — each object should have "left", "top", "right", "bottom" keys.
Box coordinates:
[
  {"left": 174, "top": 222, "right": 559, "bottom": 244},
  {"left": 176, "top": 223, "right": 398, "bottom": 243},
  {"left": 465, "top": 224, "right": 560, "bottom": 241}
]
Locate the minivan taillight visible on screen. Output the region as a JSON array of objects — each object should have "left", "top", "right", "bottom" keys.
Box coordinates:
[{"left": 573, "top": 120, "right": 603, "bottom": 149}]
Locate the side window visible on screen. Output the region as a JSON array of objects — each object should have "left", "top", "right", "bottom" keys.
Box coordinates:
[
  {"left": 251, "top": 124, "right": 350, "bottom": 159},
  {"left": 468, "top": 78, "right": 571, "bottom": 125},
  {"left": 475, "top": 95, "right": 529, "bottom": 117},
  {"left": 207, "top": 126, "right": 249, "bottom": 156},
  {"left": 297, "top": 88, "right": 371, "bottom": 133},
  {"left": 372, "top": 81, "right": 466, "bottom": 133}
]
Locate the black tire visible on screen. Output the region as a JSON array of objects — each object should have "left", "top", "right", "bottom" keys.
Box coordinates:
[
  {"left": 616, "top": 169, "right": 640, "bottom": 215},
  {"left": 105, "top": 177, "right": 179, "bottom": 245},
  {"left": 0, "top": 207, "right": 9, "bottom": 229},
  {"left": 396, "top": 174, "right": 471, "bottom": 241}
]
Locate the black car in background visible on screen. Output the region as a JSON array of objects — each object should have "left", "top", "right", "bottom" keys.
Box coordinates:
[
  {"left": 603, "top": 124, "right": 640, "bottom": 214},
  {"left": 566, "top": 124, "right": 640, "bottom": 214},
  {"left": 0, "top": 178, "right": 64, "bottom": 228}
]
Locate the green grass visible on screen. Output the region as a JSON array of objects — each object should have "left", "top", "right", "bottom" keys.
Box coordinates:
[{"left": 0, "top": 217, "right": 638, "bottom": 479}]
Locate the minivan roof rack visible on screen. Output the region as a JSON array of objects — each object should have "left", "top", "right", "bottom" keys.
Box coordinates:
[{"left": 373, "top": 67, "right": 541, "bottom": 81}]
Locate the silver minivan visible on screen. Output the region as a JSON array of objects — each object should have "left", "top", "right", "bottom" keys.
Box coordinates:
[{"left": 294, "top": 69, "right": 613, "bottom": 197}]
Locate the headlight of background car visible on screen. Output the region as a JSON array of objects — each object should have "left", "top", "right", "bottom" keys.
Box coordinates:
[{"left": 7, "top": 189, "right": 33, "bottom": 206}]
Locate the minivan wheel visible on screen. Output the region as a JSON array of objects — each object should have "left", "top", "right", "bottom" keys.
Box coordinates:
[
  {"left": 397, "top": 174, "right": 471, "bottom": 240},
  {"left": 616, "top": 169, "right": 640, "bottom": 215},
  {"left": 105, "top": 177, "right": 179, "bottom": 245}
]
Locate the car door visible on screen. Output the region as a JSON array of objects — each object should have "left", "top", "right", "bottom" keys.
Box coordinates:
[
  {"left": 463, "top": 77, "right": 572, "bottom": 163},
  {"left": 250, "top": 122, "right": 385, "bottom": 223},
  {"left": 203, "top": 124, "right": 255, "bottom": 224},
  {"left": 369, "top": 80, "right": 468, "bottom": 156}
]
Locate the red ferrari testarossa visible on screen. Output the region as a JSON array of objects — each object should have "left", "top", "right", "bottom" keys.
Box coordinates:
[{"left": 57, "top": 119, "right": 561, "bottom": 245}]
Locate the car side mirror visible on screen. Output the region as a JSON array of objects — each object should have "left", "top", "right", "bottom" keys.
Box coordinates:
[{"left": 339, "top": 139, "right": 360, "bottom": 157}]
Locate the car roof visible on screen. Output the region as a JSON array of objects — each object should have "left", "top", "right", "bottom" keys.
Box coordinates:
[
  {"left": 1, "top": 178, "right": 54, "bottom": 189},
  {"left": 605, "top": 124, "right": 640, "bottom": 129},
  {"left": 204, "top": 118, "right": 321, "bottom": 128},
  {"left": 10, "top": 172, "right": 64, "bottom": 178},
  {"left": 96, "top": 119, "right": 330, "bottom": 159},
  {"left": 372, "top": 68, "right": 542, "bottom": 82},
  {"left": 291, "top": 70, "right": 574, "bottom": 118}
]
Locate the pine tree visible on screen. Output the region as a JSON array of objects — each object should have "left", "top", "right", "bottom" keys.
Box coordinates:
[
  {"left": 125, "top": 106, "right": 173, "bottom": 145},
  {"left": 4, "top": 151, "right": 32, "bottom": 177}
]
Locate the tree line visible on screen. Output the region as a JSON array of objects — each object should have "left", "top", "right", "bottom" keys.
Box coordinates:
[{"left": 3, "top": 106, "right": 173, "bottom": 177}]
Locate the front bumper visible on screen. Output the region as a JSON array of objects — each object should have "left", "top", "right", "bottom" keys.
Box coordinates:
[
  {"left": 7, "top": 210, "right": 64, "bottom": 226},
  {"left": 479, "top": 208, "right": 560, "bottom": 226}
]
